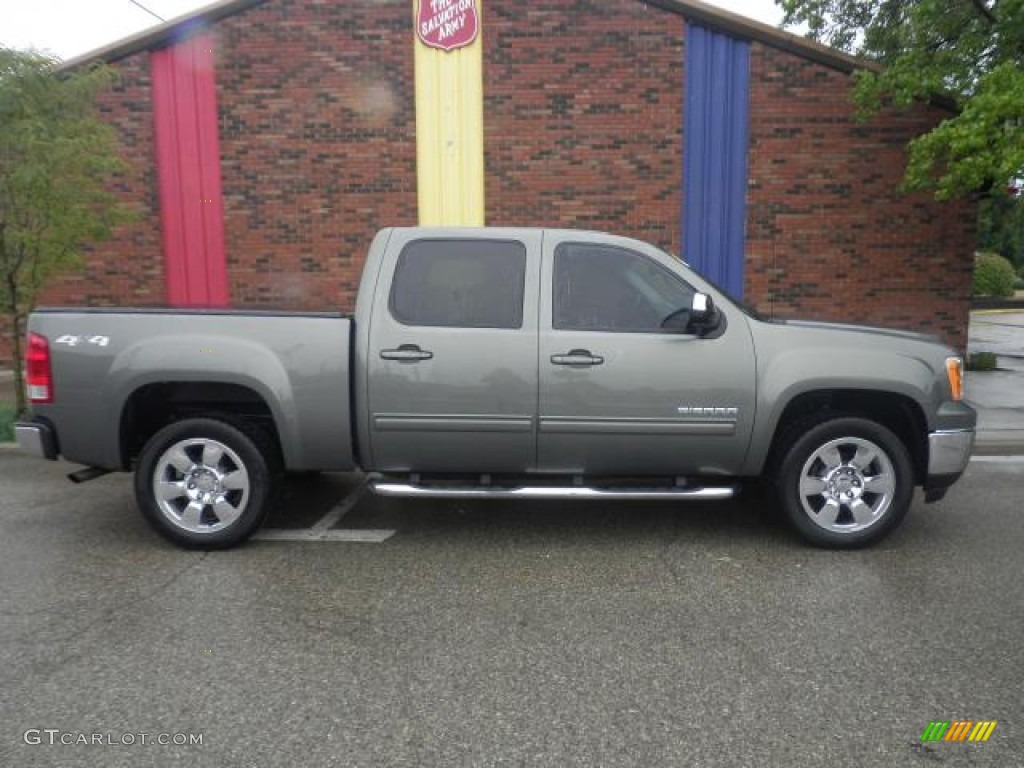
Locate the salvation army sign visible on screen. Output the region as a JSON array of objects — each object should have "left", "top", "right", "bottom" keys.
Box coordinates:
[{"left": 416, "top": 0, "right": 480, "bottom": 52}]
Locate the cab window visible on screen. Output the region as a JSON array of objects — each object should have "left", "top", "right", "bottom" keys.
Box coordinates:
[{"left": 553, "top": 243, "right": 695, "bottom": 332}]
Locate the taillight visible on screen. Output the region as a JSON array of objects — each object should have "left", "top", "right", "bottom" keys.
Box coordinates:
[{"left": 26, "top": 332, "right": 54, "bottom": 404}]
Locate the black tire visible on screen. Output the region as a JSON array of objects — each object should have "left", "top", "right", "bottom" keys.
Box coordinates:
[
  {"left": 775, "top": 416, "right": 914, "bottom": 549},
  {"left": 134, "top": 417, "right": 281, "bottom": 549}
]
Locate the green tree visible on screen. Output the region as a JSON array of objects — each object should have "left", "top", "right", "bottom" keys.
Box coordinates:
[
  {"left": 0, "top": 48, "right": 128, "bottom": 416},
  {"left": 777, "top": 0, "right": 1024, "bottom": 200},
  {"left": 978, "top": 192, "right": 1024, "bottom": 270}
]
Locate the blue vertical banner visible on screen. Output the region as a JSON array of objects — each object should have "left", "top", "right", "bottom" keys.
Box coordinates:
[{"left": 683, "top": 24, "right": 750, "bottom": 300}]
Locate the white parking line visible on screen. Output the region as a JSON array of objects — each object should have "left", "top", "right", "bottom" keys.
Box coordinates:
[
  {"left": 970, "top": 455, "right": 1024, "bottom": 463},
  {"left": 254, "top": 528, "right": 395, "bottom": 543},
  {"left": 311, "top": 478, "right": 370, "bottom": 532},
  {"left": 254, "top": 478, "right": 395, "bottom": 543}
]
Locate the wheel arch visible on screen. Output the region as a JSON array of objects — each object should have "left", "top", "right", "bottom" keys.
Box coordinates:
[
  {"left": 758, "top": 389, "right": 929, "bottom": 485},
  {"left": 118, "top": 381, "right": 283, "bottom": 470}
]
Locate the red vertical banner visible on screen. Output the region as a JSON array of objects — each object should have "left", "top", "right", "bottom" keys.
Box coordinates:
[{"left": 151, "top": 34, "right": 228, "bottom": 306}]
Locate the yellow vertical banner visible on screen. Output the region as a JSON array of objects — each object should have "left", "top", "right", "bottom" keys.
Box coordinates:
[{"left": 413, "top": 0, "right": 485, "bottom": 226}]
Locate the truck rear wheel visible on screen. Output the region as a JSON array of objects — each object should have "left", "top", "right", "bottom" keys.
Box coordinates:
[
  {"left": 776, "top": 416, "right": 913, "bottom": 549},
  {"left": 134, "top": 417, "right": 280, "bottom": 549}
]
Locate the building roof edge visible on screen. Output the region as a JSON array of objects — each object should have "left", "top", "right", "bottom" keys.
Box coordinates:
[{"left": 56, "top": 0, "right": 267, "bottom": 71}]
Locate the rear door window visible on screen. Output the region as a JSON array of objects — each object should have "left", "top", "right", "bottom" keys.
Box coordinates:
[{"left": 390, "top": 239, "right": 527, "bottom": 329}]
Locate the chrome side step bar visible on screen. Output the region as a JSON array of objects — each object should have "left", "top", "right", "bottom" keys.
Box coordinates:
[{"left": 369, "top": 482, "right": 737, "bottom": 501}]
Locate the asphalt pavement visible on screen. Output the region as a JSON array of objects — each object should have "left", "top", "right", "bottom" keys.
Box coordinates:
[{"left": 0, "top": 447, "right": 1021, "bottom": 767}]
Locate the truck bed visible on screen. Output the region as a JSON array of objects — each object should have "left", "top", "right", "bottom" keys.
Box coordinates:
[{"left": 27, "top": 307, "right": 356, "bottom": 472}]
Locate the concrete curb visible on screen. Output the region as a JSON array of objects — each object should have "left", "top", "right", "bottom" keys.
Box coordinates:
[{"left": 973, "top": 440, "right": 1024, "bottom": 456}]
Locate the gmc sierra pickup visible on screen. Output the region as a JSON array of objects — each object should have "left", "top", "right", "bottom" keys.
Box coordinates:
[{"left": 15, "top": 227, "right": 975, "bottom": 549}]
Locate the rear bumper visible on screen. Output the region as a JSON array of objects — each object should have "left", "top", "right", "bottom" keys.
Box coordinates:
[{"left": 15, "top": 420, "right": 58, "bottom": 461}]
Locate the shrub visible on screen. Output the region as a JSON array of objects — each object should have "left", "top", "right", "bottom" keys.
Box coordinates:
[
  {"left": 972, "top": 252, "right": 1016, "bottom": 297},
  {"left": 967, "top": 352, "right": 998, "bottom": 372},
  {"left": 0, "top": 404, "right": 15, "bottom": 442}
]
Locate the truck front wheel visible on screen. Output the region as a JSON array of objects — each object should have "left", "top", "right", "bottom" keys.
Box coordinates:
[
  {"left": 135, "top": 417, "right": 280, "bottom": 549},
  {"left": 776, "top": 416, "right": 913, "bottom": 549}
]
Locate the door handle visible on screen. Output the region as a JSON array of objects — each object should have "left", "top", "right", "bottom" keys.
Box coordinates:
[
  {"left": 380, "top": 344, "right": 434, "bottom": 362},
  {"left": 550, "top": 348, "right": 604, "bottom": 366}
]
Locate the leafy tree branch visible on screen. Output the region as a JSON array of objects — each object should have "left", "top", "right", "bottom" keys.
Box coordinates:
[
  {"left": 777, "top": 0, "right": 1024, "bottom": 200},
  {"left": 1, "top": 47, "right": 131, "bottom": 415}
]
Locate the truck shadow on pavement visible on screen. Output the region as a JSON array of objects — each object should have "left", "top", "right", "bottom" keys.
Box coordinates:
[
  {"left": 269, "top": 472, "right": 799, "bottom": 548},
  {"left": 10, "top": 455, "right": 955, "bottom": 551},
  {"left": 271, "top": 471, "right": 973, "bottom": 553}
]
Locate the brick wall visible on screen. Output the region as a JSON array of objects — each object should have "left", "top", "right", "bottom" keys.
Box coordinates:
[
  {"left": 213, "top": 0, "right": 417, "bottom": 312},
  {"left": 483, "top": 0, "right": 685, "bottom": 257},
  {"left": 1, "top": 0, "right": 418, "bottom": 369},
  {"left": 745, "top": 42, "right": 977, "bottom": 351}
]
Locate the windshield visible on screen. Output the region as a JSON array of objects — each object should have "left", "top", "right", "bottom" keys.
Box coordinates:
[{"left": 667, "top": 252, "right": 767, "bottom": 321}]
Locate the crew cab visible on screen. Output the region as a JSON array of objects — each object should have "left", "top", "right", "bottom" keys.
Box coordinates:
[{"left": 15, "top": 227, "right": 976, "bottom": 549}]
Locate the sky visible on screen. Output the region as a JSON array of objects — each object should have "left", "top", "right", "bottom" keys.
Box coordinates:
[{"left": 1, "top": 0, "right": 788, "bottom": 61}]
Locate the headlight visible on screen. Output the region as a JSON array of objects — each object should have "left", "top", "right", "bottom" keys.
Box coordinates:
[{"left": 945, "top": 356, "right": 964, "bottom": 401}]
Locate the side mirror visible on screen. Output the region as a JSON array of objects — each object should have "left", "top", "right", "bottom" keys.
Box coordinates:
[
  {"left": 690, "top": 292, "right": 713, "bottom": 325},
  {"left": 659, "top": 292, "right": 723, "bottom": 335},
  {"left": 688, "top": 292, "right": 722, "bottom": 336}
]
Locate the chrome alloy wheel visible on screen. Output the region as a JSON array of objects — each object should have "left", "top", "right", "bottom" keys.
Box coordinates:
[
  {"left": 797, "top": 436, "right": 896, "bottom": 533},
  {"left": 152, "top": 438, "right": 250, "bottom": 534}
]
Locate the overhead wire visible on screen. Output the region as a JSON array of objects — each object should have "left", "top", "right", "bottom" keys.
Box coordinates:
[{"left": 127, "top": 0, "right": 165, "bottom": 23}]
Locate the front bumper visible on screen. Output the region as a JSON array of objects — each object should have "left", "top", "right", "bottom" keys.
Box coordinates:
[
  {"left": 923, "top": 428, "right": 974, "bottom": 502},
  {"left": 15, "top": 420, "right": 58, "bottom": 461},
  {"left": 928, "top": 428, "right": 975, "bottom": 476}
]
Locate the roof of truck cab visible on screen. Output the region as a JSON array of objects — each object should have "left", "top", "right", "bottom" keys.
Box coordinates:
[{"left": 390, "top": 226, "right": 629, "bottom": 240}]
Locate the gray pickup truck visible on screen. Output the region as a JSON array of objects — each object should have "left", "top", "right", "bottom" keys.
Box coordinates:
[{"left": 16, "top": 227, "right": 975, "bottom": 549}]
